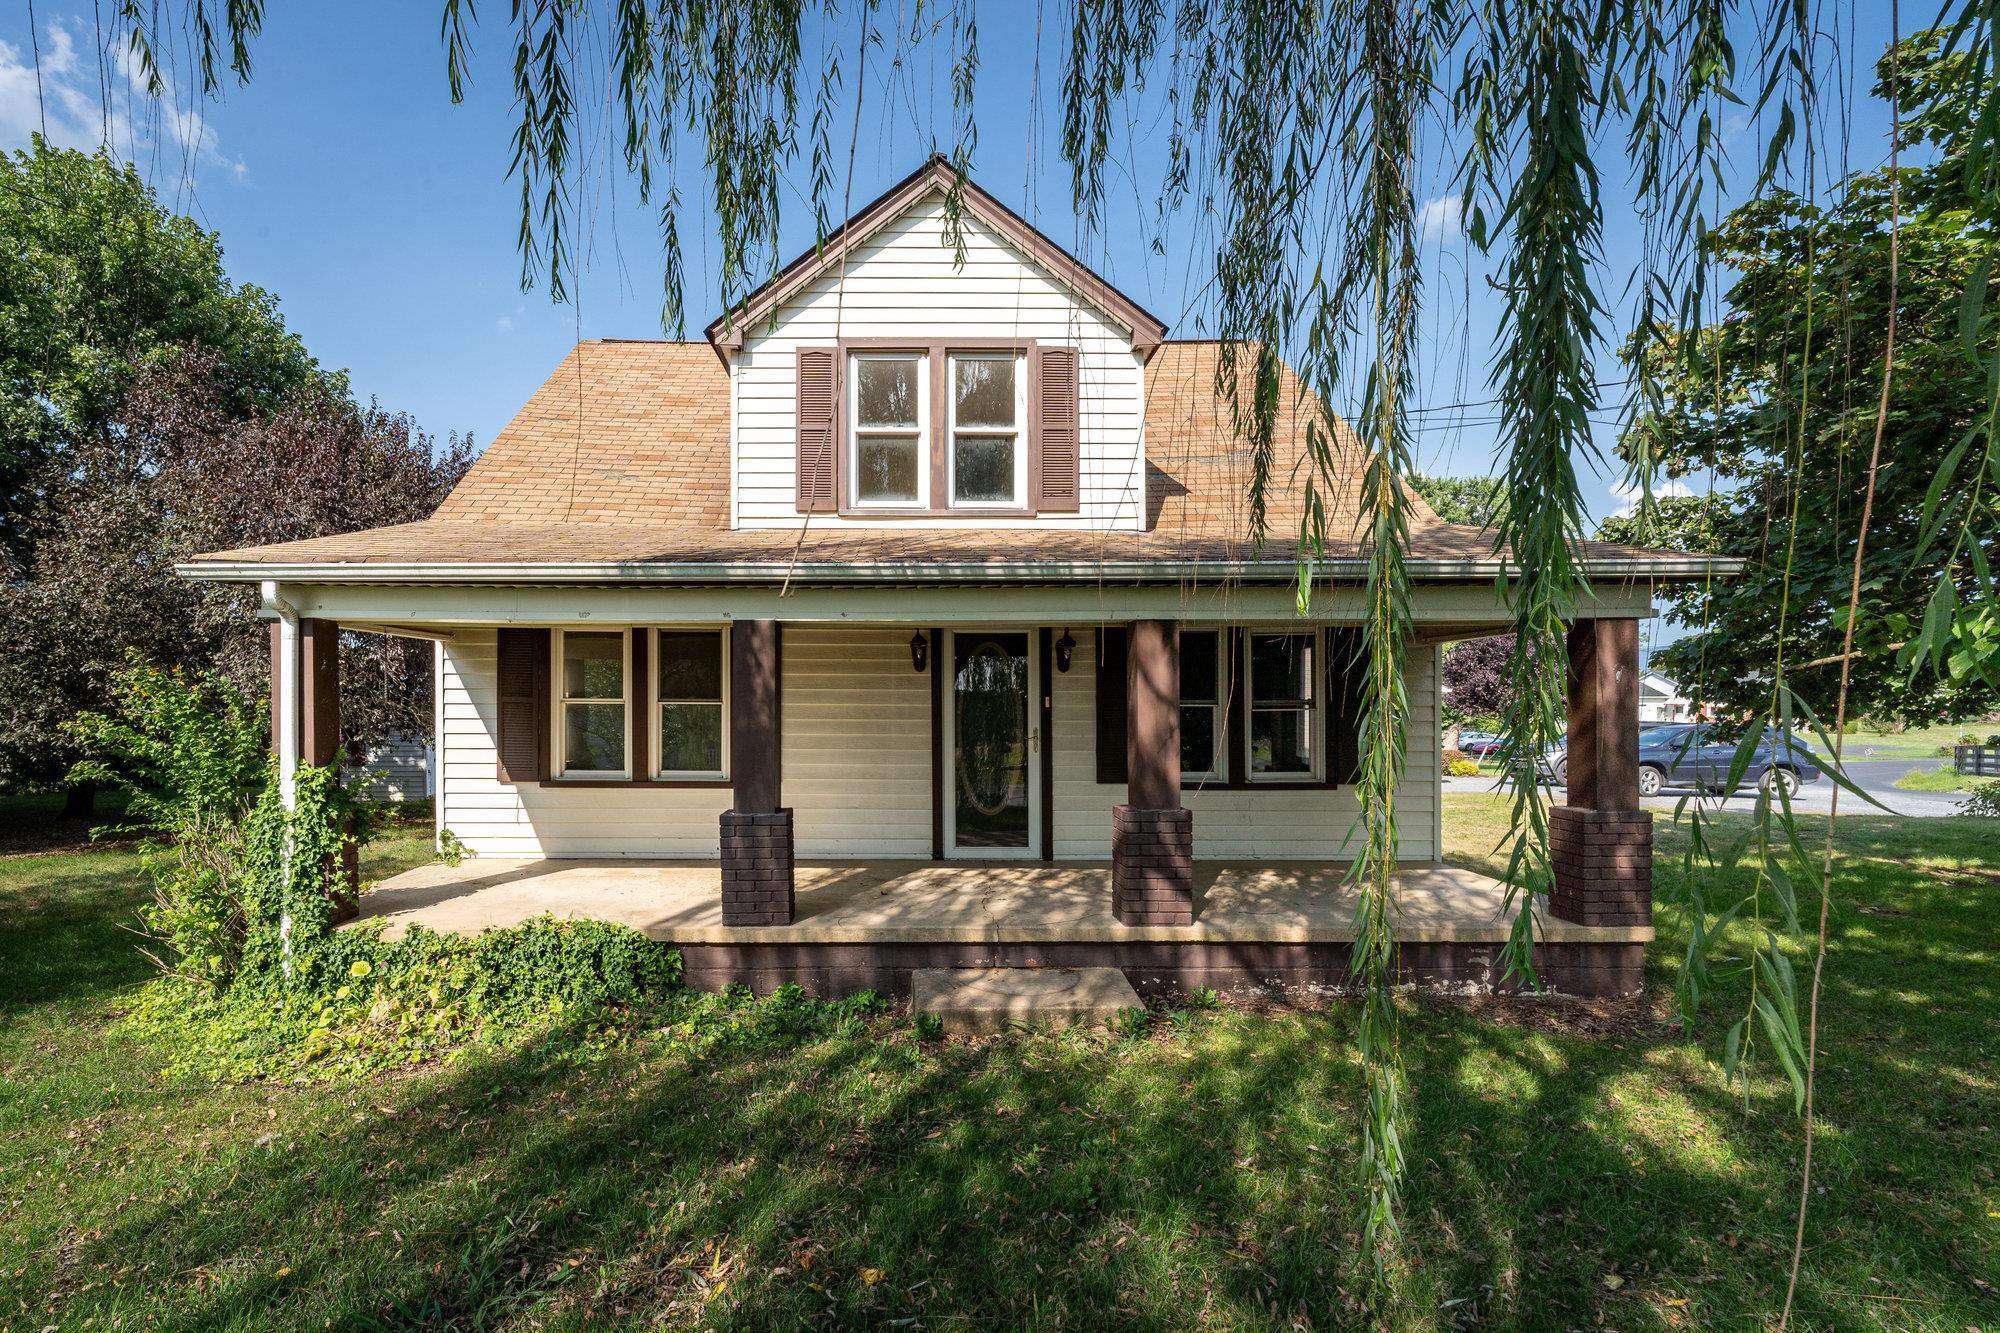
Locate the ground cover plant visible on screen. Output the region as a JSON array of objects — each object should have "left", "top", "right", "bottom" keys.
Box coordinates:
[{"left": 1, "top": 792, "right": 1993, "bottom": 1328}]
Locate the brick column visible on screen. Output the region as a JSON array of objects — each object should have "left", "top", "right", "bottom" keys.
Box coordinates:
[
  {"left": 1114, "top": 619, "right": 1195, "bottom": 925},
  {"left": 720, "top": 620, "right": 794, "bottom": 925},
  {"left": 1550, "top": 619, "right": 1653, "bottom": 957}
]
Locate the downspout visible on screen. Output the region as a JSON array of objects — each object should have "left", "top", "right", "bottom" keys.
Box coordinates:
[{"left": 262, "top": 580, "right": 301, "bottom": 979}]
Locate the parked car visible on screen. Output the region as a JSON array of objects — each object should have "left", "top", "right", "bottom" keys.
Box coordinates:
[
  {"left": 1541, "top": 723, "right": 1822, "bottom": 797},
  {"left": 1454, "top": 729, "right": 1506, "bottom": 757}
]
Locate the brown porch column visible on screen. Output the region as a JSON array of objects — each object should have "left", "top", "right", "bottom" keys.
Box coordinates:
[
  {"left": 720, "top": 619, "right": 793, "bottom": 925},
  {"left": 1114, "top": 619, "right": 1195, "bottom": 925},
  {"left": 1548, "top": 617, "right": 1651, "bottom": 995},
  {"left": 278, "top": 619, "right": 360, "bottom": 913}
]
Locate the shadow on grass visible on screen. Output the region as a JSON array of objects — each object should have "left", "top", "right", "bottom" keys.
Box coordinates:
[{"left": 12, "top": 804, "right": 1999, "bottom": 1327}]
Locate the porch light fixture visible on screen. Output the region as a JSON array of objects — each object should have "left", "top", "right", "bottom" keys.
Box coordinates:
[
  {"left": 1055, "top": 628, "right": 1077, "bottom": 673},
  {"left": 909, "top": 631, "right": 929, "bottom": 673}
]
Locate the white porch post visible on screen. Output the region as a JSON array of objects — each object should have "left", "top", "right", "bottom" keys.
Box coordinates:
[{"left": 264, "top": 581, "right": 301, "bottom": 975}]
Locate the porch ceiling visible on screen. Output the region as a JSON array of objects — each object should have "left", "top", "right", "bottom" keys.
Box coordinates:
[{"left": 351, "top": 860, "right": 1650, "bottom": 947}]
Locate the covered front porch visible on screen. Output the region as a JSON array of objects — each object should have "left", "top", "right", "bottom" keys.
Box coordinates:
[{"left": 351, "top": 858, "right": 1651, "bottom": 997}]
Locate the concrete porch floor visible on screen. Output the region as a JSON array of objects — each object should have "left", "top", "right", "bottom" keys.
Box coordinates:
[{"left": 351, "top": 860, "right": 1652, "bottom": 947}]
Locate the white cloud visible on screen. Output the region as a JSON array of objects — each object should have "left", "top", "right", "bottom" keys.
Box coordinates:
[
  {"left": 0, "top": 21, "right": 242, "bottom": 181},
  {"left": 1610, "top": 476, "right": 1695, "bottom": 518},
  {"left": 1417, "top": 193, "right": 1464, "bottom": 244}
]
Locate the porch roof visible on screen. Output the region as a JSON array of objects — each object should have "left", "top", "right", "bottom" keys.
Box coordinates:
[
  {"left": 352, "top": 859, "right": 1651, "bottom": 947},
  {"left": 178, "top": 518, "right": 1723, "bottom": 586}
]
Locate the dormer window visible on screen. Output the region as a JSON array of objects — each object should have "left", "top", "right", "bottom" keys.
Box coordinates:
[
  {"left": 850, "top": 352, "right": 927, "bottom": 506},
  {"left": 949, "top": 352, "right": 1024, "bottom": 506},
  {"left": 797, "top": 341, "right": 1079, "bottom": 516}
]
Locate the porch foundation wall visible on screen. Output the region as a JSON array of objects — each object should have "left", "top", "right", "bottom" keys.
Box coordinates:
[
  {"left": 676, "top": 939, "right": 1646, "bottom": 1001},
  {"left": 719, "top": 810, "right": 796, "bottom": 926}
]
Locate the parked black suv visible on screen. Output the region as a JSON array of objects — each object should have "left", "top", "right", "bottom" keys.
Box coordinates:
[{"left": 1543, "top": 722, "right": 1822, "bottom": 797}]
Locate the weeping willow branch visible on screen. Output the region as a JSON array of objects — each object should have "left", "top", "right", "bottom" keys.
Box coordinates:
[
  {"left": 1460, "top": 0, "right": 1609, "bottom": 985},
  {"left": 1781, "top": 4, "right": 1899, "bottom": 1323}
]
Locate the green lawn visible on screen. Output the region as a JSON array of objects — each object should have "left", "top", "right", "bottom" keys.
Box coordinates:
[
  {"left": 2, "top": 799, "right": 1995, "bottom": 1328},
  {"left": 1893, "top": 764, "right": 1996, "bottom": 793},
  {"left": 1836, "top": 722, "right": 1988, "bottom": 760}
]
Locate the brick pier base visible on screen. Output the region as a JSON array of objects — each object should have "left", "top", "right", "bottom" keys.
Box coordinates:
[
  {"left": 1548, "top": 806, "right": 1653, "bottom": 928},
  {"left": 720, "top": 809, "right": 796, "bottom": 926},
  {"left": 1112, "top": 805, "right": 1195, "bottom": 925}
]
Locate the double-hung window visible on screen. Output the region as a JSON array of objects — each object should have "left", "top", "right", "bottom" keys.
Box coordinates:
[
  {"left": 556, "top": 629, "right": 629, "bottom": 778},
  {"left": 948, "top": 352, "right": 1025, "bottom": 507},
  {"left": 850, "top": 352, "right": 926, "bottom": 506},
  {"left": 653, "top": 628, "right": 729, "bottom": 779},
  {"left": 1179, "top": 629, "right": 1224, "bottom": 781},
  {"left": 1245, "top": 631, "right": 1320, "bottom": 779}
]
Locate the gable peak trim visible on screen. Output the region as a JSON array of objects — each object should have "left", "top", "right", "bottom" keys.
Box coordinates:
[{"left": 704, "top": 155, "right": 1168, "bottom": 353}]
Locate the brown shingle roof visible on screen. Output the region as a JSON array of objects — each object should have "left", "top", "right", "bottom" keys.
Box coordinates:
[
  {"left": 431, "top": 340, "right": 729, "bottom": 527},
  {"left": 186, "top": 340, "right": 1708, "bottom": 579}
]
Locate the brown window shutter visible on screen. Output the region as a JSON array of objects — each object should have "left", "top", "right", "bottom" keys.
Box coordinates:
[
  {"left": 495, "top": 627, "right": 551, "bottom": 784},
  {"left": 628, "top": 629, "right": 649, "bottom": 782},
  {"left": 795, "top": 347, "right": 838, "bottom": 513},
  {"left": 1034, "top": 345, "right": 1080, "bottom": 512},
  {"left": 1095, "top": 627, "right": 1129, "bottom": 785},
  {"left": 1327, "top": 628, "right": 1368, "bottom": 787}
]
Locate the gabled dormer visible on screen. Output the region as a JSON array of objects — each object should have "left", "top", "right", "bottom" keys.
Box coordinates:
[{"left": 705, "top": 157, "right": 1167, "bottom": 531}]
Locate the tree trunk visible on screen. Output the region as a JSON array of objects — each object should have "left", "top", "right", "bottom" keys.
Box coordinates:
[{"left": 63, "top": 783, "right": 95, "bottom": 820}]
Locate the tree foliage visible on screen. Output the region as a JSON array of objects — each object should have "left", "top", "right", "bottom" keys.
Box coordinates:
[
  {"left": 0, "top": 349, "right": 471, "bottom": 791},
  {"left": 1411, "top": 473, "right": 1510, "bottom": 528},
  {"left": 1617, "top": 32, "right": 2000, "bottom": 726},
  {"left": 0, "top": 140, "right": 330, "bottom": 555},
  {"left": 1442, "top": 635, "right": 1515, "bottom": 721}
]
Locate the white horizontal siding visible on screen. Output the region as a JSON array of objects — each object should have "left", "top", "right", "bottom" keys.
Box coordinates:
[
  {"left": 782, "top": 627, "right": 933, "bottom": 857},
  {"left": 1051, "top": 635, "right": 1440, "bottom": 861},
  {"left": 437, "top": 631, "right": 729, "bottom": 859},
  {"left": 436, "top": 624, "right": 1441, "bottom": 863},
  {"left": 734, "top": 195, "right": 1147, "bottom": 531}
]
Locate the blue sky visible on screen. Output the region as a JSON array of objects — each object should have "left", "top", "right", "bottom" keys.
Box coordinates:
[{"left": 1, "top": 0, "right": 1904, "bottom": 574}]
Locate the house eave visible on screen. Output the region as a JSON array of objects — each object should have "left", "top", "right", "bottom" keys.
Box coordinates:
[
  {"left": 176, "top": 555, "right": 1742, "bottom": 587},
  {"left": 702, "top": 155, "right": 1170, "bottom": 354}
]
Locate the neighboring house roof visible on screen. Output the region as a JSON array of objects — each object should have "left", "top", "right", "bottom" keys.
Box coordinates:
[
  {"left": 704, "top": 155, "right": 1168, "bottom": 355},
  {"left": 183, "top": 339, "right": 1718, "bottom": 583}
]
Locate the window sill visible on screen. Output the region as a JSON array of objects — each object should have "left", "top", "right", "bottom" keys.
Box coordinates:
[
  {"left": 836, "top": 504, "right": 1038, "bottom": 519},
  {"left": 538, "top": 778, "right": 733, "bottom": 789}
]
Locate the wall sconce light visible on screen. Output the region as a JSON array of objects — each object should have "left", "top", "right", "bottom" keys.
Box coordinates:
[
  {"left": 909, "top": 631, "right": 929, "bottom": 673},
  {"left": 1055, "top": 628, "right": 1076, "bottom": 673}
]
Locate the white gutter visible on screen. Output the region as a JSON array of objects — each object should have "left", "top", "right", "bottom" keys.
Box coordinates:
[
  {"left": 184, "top": 555, "right": 1741, "bottom": 585},
  {"left": 261, "top": 580, "right": 300, "bottom": 980}
]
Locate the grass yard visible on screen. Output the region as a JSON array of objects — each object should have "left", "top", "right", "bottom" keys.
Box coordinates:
[
  {"left": 1893, "top": 764, "right": 1996, "bottom": 794},
  {"left": 2, "top": 798, "right": 1996, "bottom": 1328},
  {"left": 1834, "top": 722, "right": 1988, "bottom": 761}
]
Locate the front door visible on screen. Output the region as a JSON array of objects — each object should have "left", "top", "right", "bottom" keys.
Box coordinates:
[{"left": 944, "top": 630, "right": 1041, "bottom": 857}]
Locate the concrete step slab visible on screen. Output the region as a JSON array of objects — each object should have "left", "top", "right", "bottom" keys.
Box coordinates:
[{"left": 912, "top": 966, "right": 1142, "bottom": 1035}]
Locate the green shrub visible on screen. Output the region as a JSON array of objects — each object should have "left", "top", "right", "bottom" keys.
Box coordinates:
[
  {"left": 1957, "top": 780, "right": 2000, "bottom": 817},
  {"left": 65, "top": 656, "right": 270, "bottom": 985},
  {"left": 68, "top": 656, "right": 884, "bottom": 1084}
]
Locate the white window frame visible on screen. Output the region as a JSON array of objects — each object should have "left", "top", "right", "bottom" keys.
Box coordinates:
[
  {"left": 650, "top": 626, "right": 731, "bottom": 781},
  {"left": 552, "top": 627, "right": 632, "bottom": 780},
  {"left": 945, "top": 350, "right": 1027, "bottom": 509},
  {"left": 1242, "top": 628, "right": 1325, "bottom": 782},
  {"left": 1179, "top": 628, "right": 1226, "bottom": 782},
  {"left": 847, "top": 350, "right": 930, "bottom": 509}
]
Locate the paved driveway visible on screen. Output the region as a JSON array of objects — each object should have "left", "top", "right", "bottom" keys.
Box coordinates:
[{"left": 1442, "top": 757, "right": 1967, "bottom": 818}]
